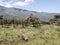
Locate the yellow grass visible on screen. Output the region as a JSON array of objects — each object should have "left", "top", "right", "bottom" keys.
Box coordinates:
[{"left": 0, "top": 25, "right": 60, "bottom": 45}]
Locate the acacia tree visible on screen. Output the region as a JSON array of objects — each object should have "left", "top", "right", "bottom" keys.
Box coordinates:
[
  {"left": 0, "top": 14, "right": 3, "bottom": 27},
  {"left": 0, "top": 15, "right": 3, "bottom": 20},
  {"left": 54, "top": 14, "right": 60, "bottom": 19},
  {"left": 49, "top": 14, "right": 60, "bottom": 26}
]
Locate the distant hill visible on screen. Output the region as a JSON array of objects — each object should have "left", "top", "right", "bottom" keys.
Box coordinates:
[{"left": 0, "top": 6, "right": 58, "bottom": 21}]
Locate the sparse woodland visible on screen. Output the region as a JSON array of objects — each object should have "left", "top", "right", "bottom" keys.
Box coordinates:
[{"left": 0, "top": 14, "right": 60, "bottom": 45}]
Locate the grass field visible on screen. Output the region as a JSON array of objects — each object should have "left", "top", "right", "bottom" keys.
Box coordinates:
[{"left": 0, "top": 25, "right": 60, "bottom": 45}]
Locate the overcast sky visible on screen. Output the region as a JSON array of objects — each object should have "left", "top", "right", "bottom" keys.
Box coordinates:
[{"left": 0, "top": 0, "right": 60, "bottom": 13}]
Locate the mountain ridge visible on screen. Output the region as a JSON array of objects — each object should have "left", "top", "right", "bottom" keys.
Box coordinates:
[{"left": 0, "top": 6, "right": 59, "bottom": 21}]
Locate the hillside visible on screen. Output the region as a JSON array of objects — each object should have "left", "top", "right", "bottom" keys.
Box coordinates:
[{"left": 0, "top": 6, "right": 57, "bottom": 21}]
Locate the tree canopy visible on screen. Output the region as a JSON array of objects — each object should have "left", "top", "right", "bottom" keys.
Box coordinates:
[{"left": 54, "top": 14, "right": 60, "bottom": 18}]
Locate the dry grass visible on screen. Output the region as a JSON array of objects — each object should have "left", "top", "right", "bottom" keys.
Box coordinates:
[{"left": 0, "top": 25, "right": 60, "bottom": 45}]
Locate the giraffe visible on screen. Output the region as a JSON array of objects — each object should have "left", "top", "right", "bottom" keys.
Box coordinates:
[{"left": 22, "top": 14, "right": 40, "bottom": 27}]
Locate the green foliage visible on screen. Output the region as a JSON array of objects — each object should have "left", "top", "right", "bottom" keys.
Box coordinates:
[
  {"left": 54, "top": 14, "right": 60, "bottom": 19},
  {"left": 0, "top": 14, "right": 3, "bottom": 20},
  {"left": 49, "top": 14, "right": 60, "bottom": 26}
]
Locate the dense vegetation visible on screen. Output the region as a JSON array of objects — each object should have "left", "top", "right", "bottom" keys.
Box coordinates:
[{"left": 50, "top": 14, "right": 60, "bottom": 26}]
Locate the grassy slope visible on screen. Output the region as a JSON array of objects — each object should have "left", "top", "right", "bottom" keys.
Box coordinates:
[{"left": 0, "top": 25, "right": 60, "bottom": 45}]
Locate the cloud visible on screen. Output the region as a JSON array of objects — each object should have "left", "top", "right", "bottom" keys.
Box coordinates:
[
  {"left": 5, "top": 4, "right": 13, "bottom": 7},
  {"left": 0, "top": 0, "right": 13, "bottom": 7},
  {"left": 0, "top": 0, "right": 34, "bottom": 8},
  {"left": 13, "top": 1, "right": 26, "bottom": 7}
]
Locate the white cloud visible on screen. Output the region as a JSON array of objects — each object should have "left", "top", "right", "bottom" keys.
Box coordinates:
[
  {"left": 25, "top": 0, "right": 34, "bottom": 4},
  {"left": 13, "top": 1, "right": 26, "bottom": 7},
  {"left": 5, "top": 4, "right": 13, "bottom": 8},
  {"left": 0, "top": 0, "right": 34, "bottom": 8},
  {"left": 0, "top": 0, "right": 13, "bottom": 7}
]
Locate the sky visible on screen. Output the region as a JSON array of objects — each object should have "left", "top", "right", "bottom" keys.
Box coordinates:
[{"left": 0, "top": 0, "right": 60, "bottom": 13}]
